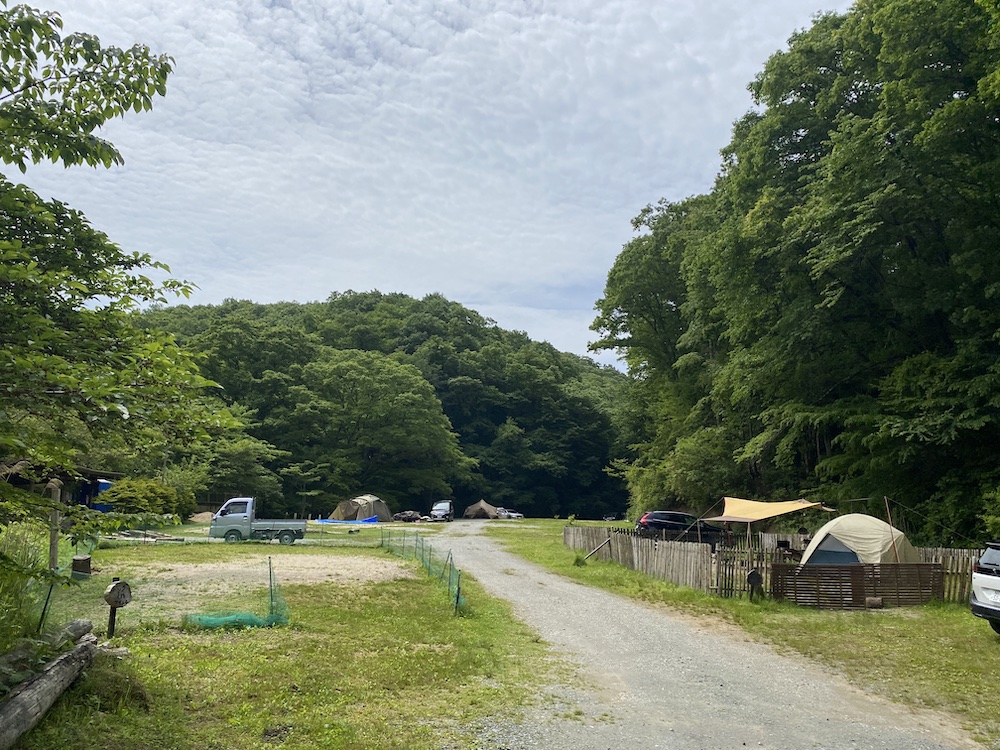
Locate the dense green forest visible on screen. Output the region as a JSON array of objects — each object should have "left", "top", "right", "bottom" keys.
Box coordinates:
[
  {"left": 592, "top": 0, "right": 1000, "bottom": 544},
  {"left": 141, "top": 293, "right": 629, "bottom": 519}
]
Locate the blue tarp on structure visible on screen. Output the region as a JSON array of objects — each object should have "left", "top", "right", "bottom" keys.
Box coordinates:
[{"left": 315, "top": 516, "right": 379, "bottom": 524}]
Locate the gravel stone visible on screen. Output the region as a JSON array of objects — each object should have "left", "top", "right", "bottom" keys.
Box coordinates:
[{"left": 436, "top": 521, "right": 979, "bottom": 750}]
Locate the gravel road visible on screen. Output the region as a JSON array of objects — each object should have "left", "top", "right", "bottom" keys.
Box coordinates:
[{"left": 436, "top": 521, "right": 979, "bottom": 750}]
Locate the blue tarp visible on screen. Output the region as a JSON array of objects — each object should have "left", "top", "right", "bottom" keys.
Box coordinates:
[{"left": 315, "top": 516, "right": 379, "bottom": 524}]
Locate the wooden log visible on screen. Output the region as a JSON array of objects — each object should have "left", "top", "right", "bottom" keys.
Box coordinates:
[
  {"left": 0, "top": 620, "right": 93, "bottom": 684},
  {"left": 0, "top": 638, "right": 97, "bottom": 750}
]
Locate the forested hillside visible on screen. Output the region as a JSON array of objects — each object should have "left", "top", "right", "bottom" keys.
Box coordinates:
[
  {"left": 592, "top": 0, "right": 1000, "bottom": 544},
  {"left": 144, "top": 292, "right": 628, "bottom": 519}
]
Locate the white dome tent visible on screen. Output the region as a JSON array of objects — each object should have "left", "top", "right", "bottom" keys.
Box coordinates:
[{"left": 800, "top": 514, "right": 918, "bottom": 565}]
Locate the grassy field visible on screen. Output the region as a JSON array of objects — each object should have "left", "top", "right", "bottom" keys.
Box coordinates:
[
  {"left": 18, "top": 531, "right": 549, "bottom": 750},
  {"left": 12, "top": 517, "right": 1000, "bottom": 748},
  {"left": 487, "top": 519, "right": 1000, "bottom": 747}
]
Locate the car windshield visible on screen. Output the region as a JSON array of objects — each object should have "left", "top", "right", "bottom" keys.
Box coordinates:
[
  {"left": 981, "top": 547, "right": 1000, "bottom": 567},
  {"left": 432, "top": 502, "right": 450, "bottom": 511}
]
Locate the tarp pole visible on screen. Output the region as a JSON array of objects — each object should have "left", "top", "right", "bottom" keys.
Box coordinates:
[{"left": 884, "top": 496, "right": 901, "bottom": 563}]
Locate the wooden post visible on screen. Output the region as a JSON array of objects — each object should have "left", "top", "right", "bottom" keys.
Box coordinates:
[
  {"left": 104, "top": 578, "right": 132, "bottom": 638},
  {"left": 45, "top": 479, "right": 63, "bottom": 571},
  {"left": 884, "top": 496, "right": 901, "bottom": 563}
]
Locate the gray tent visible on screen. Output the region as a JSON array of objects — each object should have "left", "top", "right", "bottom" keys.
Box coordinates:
[
  {"left": 463, "top": 499, "right": 499, "bottom": 519},
  {"left": 330, "top": 494, "right": 392, "bottom": 522}
]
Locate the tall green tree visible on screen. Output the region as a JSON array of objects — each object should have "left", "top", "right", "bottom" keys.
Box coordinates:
[
  {"left": 595, "top": 0, "right": 1000, "bottom": 541},
  {"left": 1, "top": 5, "right": 225, "bottom": 577}
]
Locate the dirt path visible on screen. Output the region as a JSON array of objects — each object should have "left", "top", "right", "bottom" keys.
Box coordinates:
[{"left": 437, "top": 521, "right": 979, "bottom": 750}]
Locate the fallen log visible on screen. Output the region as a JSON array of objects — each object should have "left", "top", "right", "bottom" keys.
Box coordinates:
[
  {"left": 0, "top": 619, "right": 93, "bottom": 690},
  {"left": 0, "top": 638, "right": 97, "bottom": 750}
]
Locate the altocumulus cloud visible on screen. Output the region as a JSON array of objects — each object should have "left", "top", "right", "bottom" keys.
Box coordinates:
[{"left": 19, "top": 0, "right": 852, "bottom": 366}]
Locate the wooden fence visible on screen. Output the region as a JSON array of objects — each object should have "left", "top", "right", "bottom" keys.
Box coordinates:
[
  {"left": 917, "top": 547, "right": 978, "bottom": 603},
  {"left": 563, "top": 526, "right": 980, "bottom": 606},
  {"left": 563, "top": 526, "right": 712, "bottom": 592},
  {"left": 715, "top": 547, "right": 789, "bottom": 598},
  {"left": 771, "top": 564, "right": 944, "bottom": 609}
]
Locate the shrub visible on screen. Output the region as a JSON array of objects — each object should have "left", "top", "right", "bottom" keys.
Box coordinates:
[{"left": 98, "top": 478, "right": 178, "bottom": 515}]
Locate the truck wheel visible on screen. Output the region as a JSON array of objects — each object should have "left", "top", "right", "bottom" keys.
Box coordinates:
[
  {"left": 224, "top": 530, "right": 242, "bottom": 543},
  {"left": 278, "top": 530, "right": 295, "bottom": 546}
]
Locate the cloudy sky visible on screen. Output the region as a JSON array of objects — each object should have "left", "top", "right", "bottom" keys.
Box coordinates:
[{"left": 20, "top": 0, "right": 853, "bottom": 367}]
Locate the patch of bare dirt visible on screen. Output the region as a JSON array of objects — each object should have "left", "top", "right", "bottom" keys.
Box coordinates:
[
  {"left": 145, "top": 553, "right": 416, "bottom": 587},
  {"left": 124, "top": 553, "right": 416, "bottom": 622}
]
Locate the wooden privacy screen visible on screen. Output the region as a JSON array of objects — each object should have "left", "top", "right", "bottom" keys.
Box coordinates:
[{"left": 770, "top": 563, "right": 944, "bottom": 609}]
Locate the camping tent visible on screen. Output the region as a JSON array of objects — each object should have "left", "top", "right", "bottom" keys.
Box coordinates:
[
  {"left": 463, "top": 499, "right": 499, "bottom": 519},
  {"left": 329, "top": 494, "right": 392, "bottom": 522},
  {"left": 800, "top": 514, "right": 919, "bottom": 565}
]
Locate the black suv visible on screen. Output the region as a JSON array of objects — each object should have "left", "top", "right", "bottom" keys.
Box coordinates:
[
  {"left": 636, "top": 511, "right": 725, "bottom": 547},
  {"left": 971, "top": 542, "right": 1000, "bottom": 634}
]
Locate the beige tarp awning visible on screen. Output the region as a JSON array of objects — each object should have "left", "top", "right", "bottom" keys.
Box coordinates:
[{"left": 705, "top": 496, "right": 828, "bottom": 523}]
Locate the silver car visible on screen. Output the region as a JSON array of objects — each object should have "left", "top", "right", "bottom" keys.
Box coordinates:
[
  {"left": 971, "top": 542, "right": 1000, "bottom": 634},
  {"left": 429, "top": 500, "right": 453, "bottom": 522}
]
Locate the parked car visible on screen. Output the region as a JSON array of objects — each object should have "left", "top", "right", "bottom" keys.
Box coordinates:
[
  {"left": 971, "top": 541, "right": 1000, "bottom": 634},
  {"left": 636, "top": 510, "right": 724, "bottom": 547},
  {"left": 496, "top": 507, "right": 524, "bottom": 519},
  {"left": 429, "top": 500, "right": 454, "bottom": 522}
]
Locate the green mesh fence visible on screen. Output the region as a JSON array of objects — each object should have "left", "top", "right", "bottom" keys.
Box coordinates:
[
  {"left": 380, "top": 529, "right": 465, "bottom": 614},
  {"left": 183, "top": 557, "right": 289, "bottom": 629}
]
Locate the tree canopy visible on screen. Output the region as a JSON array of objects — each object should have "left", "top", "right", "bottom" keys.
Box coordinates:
[
  {"left": 146, "top": 292, "right": 628, "bottom": 519},
  {"left": 1, "top": 4, "right": 225, "bottom": 560},
  {"left": 0, "top": 1, "right": 172, "bottom": 171},
  {"left": 593, "top": 0, "right": 1000, "bottom": 544}
]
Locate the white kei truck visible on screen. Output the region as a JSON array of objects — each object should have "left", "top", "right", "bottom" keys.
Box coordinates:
[{"left": 209, "top": 497, "right": 306, "bottom": 545}]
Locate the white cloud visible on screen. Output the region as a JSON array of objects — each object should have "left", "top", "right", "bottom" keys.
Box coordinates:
[{"left": 17, "top": 0, "right": 853, "bottom": 369}]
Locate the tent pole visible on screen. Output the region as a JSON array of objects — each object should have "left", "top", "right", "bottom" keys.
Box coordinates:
[{"left": 884, "top": 496, "right": 901, "bottom": 563}]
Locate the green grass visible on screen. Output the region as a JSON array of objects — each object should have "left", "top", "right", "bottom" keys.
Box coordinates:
[
  {"left": 488, "top": 520, "right": 1000, "bottom": 746},
  {"left": 17, "top": 536, "right": 548, "bottom": 750},
  {"left": 17, "top": 518, "right": 1000, "bottom": 747}
]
